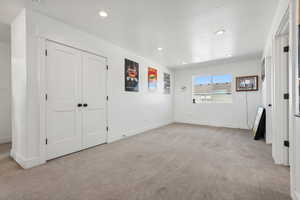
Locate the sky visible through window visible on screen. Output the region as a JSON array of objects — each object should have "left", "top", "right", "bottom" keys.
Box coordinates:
[{"left": 194, "top": 75, "right": 232, "bottom": 85}]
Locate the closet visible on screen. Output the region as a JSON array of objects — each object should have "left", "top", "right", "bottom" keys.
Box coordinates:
[{"left": 45, "top": 41, "right": 107, "bottom": 160}]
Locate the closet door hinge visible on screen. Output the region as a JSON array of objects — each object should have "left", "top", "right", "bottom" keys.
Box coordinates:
[
  {"left": 283, "top": 93, "right": 289, "bottom": 100},
  {"left": 283, "top": 46, "right": 289, "bottom": 53},
  {"left": 106, "top": 65, "right": 108, "bottom": 70},
  {"left": 45, "top": 138, "right": 48, "bottom": 145},
  {"left": 45, "top": 49, "right": 48, "bottom": 56},
  {"left": 106, "top": 126, "right": 109, "bottom": 132},
  {"left": 45, "top": 94, "right": 48, "bottom": 101},
  {"left": 106, "top": 96, "right": 109, "bottom": 101}
]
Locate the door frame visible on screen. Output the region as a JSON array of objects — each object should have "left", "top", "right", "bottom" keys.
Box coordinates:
[
  {"left": 270, "top": 1, "right": 299, "bottom": 198},
  {"left": 272, "top": 7, "right": 290, "bottom": 166},
  {"left": 264, "top": 55, "right": 273, "bottom": 145},
  {"left": 38, "top": 38, "right": 108, "bottom": 164}
]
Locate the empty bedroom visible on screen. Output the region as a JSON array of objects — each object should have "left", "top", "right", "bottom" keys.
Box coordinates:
[{"left": 0, "top": 0, "right": 300, "bottom": 200}]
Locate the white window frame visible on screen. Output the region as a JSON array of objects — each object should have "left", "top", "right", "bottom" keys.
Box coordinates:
[{"left": 191, "top": 74, "right": 233, "bottom": 104}]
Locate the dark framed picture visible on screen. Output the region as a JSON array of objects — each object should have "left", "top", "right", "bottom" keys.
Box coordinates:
[
  {"left": 261, "top": 58, "right": 265, "bottom": 81},
  {"left": 125, "top": 58, "right": 139, "bottom": 92},
  {"left": 164, "top": 73, "right": 171, "bottom": 94},
  {"left": 236, "top": 75, "right": 259, "bottom": 92}
]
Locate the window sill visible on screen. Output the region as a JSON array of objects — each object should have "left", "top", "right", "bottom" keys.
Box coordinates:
[{"left": 193, "top": 102, "right": 233, "bottom": 104}]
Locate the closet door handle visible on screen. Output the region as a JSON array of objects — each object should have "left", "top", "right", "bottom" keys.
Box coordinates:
[
  {"left": 77, "top": 103, "right": 83, "bottom": 107},
  {"left": 83, "top": 103, "right": 88, "bottom": 107}
]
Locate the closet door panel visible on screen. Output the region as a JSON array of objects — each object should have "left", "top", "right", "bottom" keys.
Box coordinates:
[
  {"left": 82, "top": 53, "right": 107, "bottom": 149},
  {"left": 46, "top": 41, "right": 82, "bottom": 160}
]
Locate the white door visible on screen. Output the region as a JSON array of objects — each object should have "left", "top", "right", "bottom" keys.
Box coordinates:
[
  {"left": 265, "top": 56, "right": 273, "bottom": 144},
  {"left": 46, "top": 42, "right": 82, "bottom": 160},
  {"left": 82, "top": 52, "right": 107, "bottom": 149},
  {"left": 45, "top": 41, "right": 107, "bottom": 160},
  {"left": 272, "top": 34, "right": 289, "bottom": 165}
]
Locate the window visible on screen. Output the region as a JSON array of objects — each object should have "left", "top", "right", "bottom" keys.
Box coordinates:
[{"left": 192, "top": 74, "right": 232, "bottom": 103}]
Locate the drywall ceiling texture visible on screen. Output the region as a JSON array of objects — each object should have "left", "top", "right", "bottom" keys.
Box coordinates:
[
  {"left": 0, "top": 0, "right": 279, "bottom": 66},
  {"left": 173, "top": 57, "right": 262, "bottom": 129},
  {"left": 11, "top": 9, "right": 173, "bottom": 168},
  {"left": 0, "top": 42, "right": 11, "bottom": 144}
]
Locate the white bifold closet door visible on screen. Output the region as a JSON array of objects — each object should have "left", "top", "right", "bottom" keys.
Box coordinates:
[
  {"left": 46, "top": 41, "right": 107, "bottom": 160},
  {"left": 82, "top": 52, "right": 107, "bottom": 149}
]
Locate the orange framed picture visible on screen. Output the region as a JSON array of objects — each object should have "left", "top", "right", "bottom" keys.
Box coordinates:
[{"left": 148, "top": 67, "right": 158, "bottom": 91}]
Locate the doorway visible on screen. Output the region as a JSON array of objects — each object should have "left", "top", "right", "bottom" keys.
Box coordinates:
[
  {"left": 0, "top": 35, "right": 12, "bottom": 165},
  {"left": 45, "top": 41, "right": 108, "bottom": 160}
]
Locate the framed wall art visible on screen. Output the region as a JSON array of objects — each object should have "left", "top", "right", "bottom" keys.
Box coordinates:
[
  {"left": 125, "top": 58, "right": 139, "bottom": 92},
  {"left": 261, "top": 58, "right": 266, "bottom": 82},
  {"left": 164, "top": 73, "right": 171, "bottom": 94},
  {"left": 148, "top": 67, "right": 158, "bottom": 91},
  {"left": 236, "top": 75, "right": 259, "bottom": 92}
]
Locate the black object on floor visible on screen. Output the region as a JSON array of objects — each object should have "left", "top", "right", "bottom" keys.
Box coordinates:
[{"left": 252, "top": 107, "right": 266, "bottom": 140}]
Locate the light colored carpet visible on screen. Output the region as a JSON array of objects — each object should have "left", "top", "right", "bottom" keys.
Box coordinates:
[
  {"left": 0, "top": 143, "right": 20, "bottom": 176},
  {"left": 0, "top": 123, "right": 290, "bottom": 200}
]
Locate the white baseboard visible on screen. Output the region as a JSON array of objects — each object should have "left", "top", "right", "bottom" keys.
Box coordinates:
[
  {"left": 266, "top": 140, "right": 272, "bottom": 145},
  {"left": 127, "top": 121, "right": 173, "bottom": 137},
  {"left": 10, "top": 149, "right": 15, "bottom": 159},
  {"left": 173, "top": 120, "right": 250, "bottom": 130},
  {"left": 107, "top": 121, "right": 174, "bottom": 143},
  {"left": 293, "top": 191, "right": 300, "bottom": 200},
  {"left": 14, "top": 153, "right": 41, "bottom": 169},
  {"left": 0, "top": 136, "right": 11, "bottom": 144}
]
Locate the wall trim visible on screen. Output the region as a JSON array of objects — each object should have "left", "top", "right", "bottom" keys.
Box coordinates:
[
  {"left": 293, "top": 191, "right": 300, "bottom": 200},
  {"left": 174, "top": 120, "right": 251, "bottom": 130},
  {"left": 15, "top": 153, "right": 42, "bottom": 169},
  {"left": 0, "top": 136, "right": 11, "bottom": 144},
  {"left": 10, "top": 149, "right": 15, "bottom": 159},
  {"left": 107, "top": 121, "right": 174, "bottom": 143}
]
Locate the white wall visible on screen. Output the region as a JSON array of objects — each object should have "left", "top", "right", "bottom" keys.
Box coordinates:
[
  {"left": 11, "top": 10, "right": 27, "bottom": 162},
  {"left": 174, "top": 57, "right": 262, "bottom": 129},
  {"left": 0, "top": 42, "right": 11, "bottom": 144},
  {"left": 263, "top": 0, "right": 290, "bottom": 58},
  {"left": 11, "top": 9, "right": 173, "bottom": 168}
]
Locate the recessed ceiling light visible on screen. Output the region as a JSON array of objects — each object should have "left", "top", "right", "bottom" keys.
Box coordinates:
[
  {"left": 227, "top": 54, "right": 232, "bottom": 57},
  {"left": 215, "top": 29, "right": 226, "bottom": 36},
  {"left": 99, "top": 11, "right": 108, "bottom": 18},
  {"left": 157, "top": 47, "right": 163, "bottom": 51},
  {"left": 182, "top": 61, "right": 187, "bottom": 65}
]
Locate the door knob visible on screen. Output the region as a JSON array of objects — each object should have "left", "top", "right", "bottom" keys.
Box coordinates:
[
  {"left": 83, "top": 103, "right": 88, "bottom": 107},
  {"left": 77, "top": 103, "right": 83, "bottom": 107},
  {"left": 268, "top": 104, "right": 272, "bottom": 107}
]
